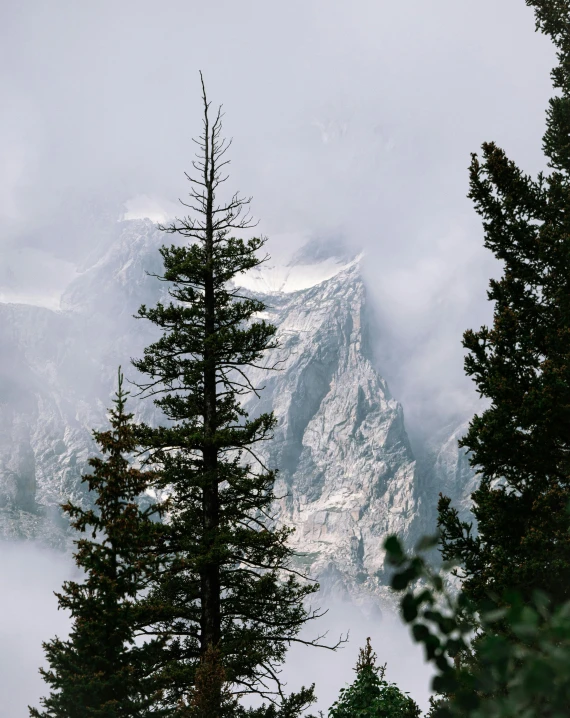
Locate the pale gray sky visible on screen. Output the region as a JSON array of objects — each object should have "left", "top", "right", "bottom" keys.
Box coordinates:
[{"left": 0, "top": 0, "right": 557, "bottom": 418}]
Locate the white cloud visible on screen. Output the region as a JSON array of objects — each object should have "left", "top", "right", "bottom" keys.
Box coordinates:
[{"left": 122, "top": 195, "right": 179, "bottom": 224}]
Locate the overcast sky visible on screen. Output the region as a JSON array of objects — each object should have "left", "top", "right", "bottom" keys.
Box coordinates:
[{"left": 0, "top": 0, "right": 557, "bottom": 420}]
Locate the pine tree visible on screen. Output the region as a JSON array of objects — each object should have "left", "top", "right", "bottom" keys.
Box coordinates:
[
  {"left": 328, "top": 638, "right": 421, "bottom": 718},
  {"left": 437, "top": 0, "right": 570, "bottom": 609},
  {"left": 30, "top": 369, "right": 167, "bottom": 718},
  {"left": 132, "top": 74, "right": 329, "bottom": 713}
]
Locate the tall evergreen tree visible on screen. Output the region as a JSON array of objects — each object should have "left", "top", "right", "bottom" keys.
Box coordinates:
[
  {"left": 132, "top": 75, "right": 329, "bottom": 713},
  {"left": 437, "top": 0, "right": 570, "bottom": 608},
  {"left": 30, "top": 369, "right": 167, "bottom": 718}
]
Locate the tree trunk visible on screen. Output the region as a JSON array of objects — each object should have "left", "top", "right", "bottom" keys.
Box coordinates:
[{"left": 201, "top": 136, "right": 221, "bottom": 654}]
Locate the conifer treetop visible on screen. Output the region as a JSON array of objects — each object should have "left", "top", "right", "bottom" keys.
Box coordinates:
[{"left": 131, "top": 75, "right": 336, "bottom": 712}]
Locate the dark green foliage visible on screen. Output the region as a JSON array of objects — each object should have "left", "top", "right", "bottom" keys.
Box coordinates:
[
  {"left": 437, "top": 0, "right": 570, "bottom": 609},
  {"left": 385, "top": 534, "right": 570, "bottom": 718},
  {"left": 132, "top": 75, "right": 328, "bottom": 712},
  {"left": 328, "top": 638, "right": 421, "bottom": 718},
  {"left": 30, "top": 369, "right": 167, "bottom": 718},
  {"left": 180, "top": 644, "right": 238, "bottom": 718}
]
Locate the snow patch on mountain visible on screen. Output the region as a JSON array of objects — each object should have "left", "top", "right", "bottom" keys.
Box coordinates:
[{"left": 238, "top": 255, "right": 362, "bottom": 295}]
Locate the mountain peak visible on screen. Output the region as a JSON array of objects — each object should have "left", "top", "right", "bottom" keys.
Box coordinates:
[{"left": 238, "top": 235, "right": 362, "bottom": 295}]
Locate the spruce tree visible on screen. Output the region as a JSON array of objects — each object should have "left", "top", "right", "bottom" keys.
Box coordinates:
[
  {"left": 328, "top": 639, "right": 421, "bottom": 718},
  {"left": 30, "top": 369, "right": 167, "bottom": 718},
  {"left": 437, "top": 0, "right": 570, "bottom": 608},
  {"left": 132, "top": 75, "right": 328, "bottom": 713}
]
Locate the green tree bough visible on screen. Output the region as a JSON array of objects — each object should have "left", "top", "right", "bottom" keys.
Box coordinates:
[{"left": 385, "top": 534, "right": 570, "bottom": 718}]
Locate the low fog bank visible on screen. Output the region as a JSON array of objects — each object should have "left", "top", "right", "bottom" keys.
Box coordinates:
[
  {"left": 0, "top": 542, "right": 75, "bottom": 718},
  {"left": 1, "top": 542, "right": 432, "bottom": 717}
]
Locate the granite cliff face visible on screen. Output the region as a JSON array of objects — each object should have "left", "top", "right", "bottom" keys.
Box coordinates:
[
  {"left": 0, "top": 219, "right": 476, "bottom": 601},
  {"left": 244, "top": 263, "right": 421, "bottom": 603}
]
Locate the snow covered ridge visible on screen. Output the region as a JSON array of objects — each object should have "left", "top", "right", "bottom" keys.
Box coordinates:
[
  {"left": 0, "top": 219, "right": 475, "bottom": 605},
  {"left": 237, "top": 254, "right": 364, "bottom": 295},
  {"left": 236, "top": 230, "right": 362, "bottom": 294}
]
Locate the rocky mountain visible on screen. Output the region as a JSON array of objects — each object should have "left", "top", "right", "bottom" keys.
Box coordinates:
[
  {"left": 243, "top": 261, "right": 420, "bottom": 604},
  {"left": 0, "top": 219, "right": 477, "bottom": 603}
]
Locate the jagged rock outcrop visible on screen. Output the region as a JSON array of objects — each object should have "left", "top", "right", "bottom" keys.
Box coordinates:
[{"left": 244, "top": 263, "right": 420, "bottom": 602}]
